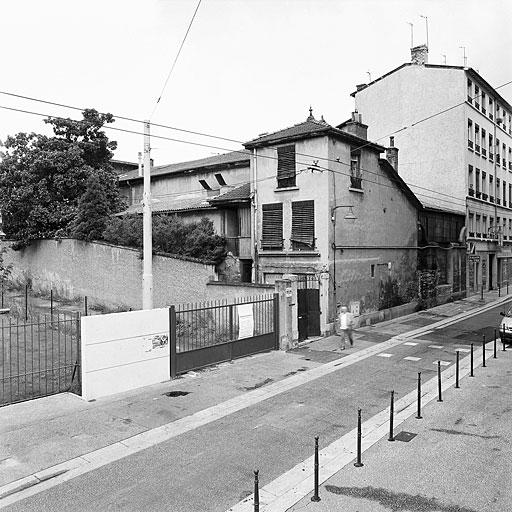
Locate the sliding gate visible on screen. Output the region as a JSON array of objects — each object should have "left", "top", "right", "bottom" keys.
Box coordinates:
[{"left": 170, "top": 294, "right": 279, "bottom": 377}]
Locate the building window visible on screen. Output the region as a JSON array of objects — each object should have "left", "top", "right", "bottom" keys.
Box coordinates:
[
  {"left": 467, "top": 79, "right": 472, "bottom": 103},
  {"left": 503, "top": 143, "right": 507, "bottom": 167},
  {"left": 475, "top": 124, "right": 480, "bottom": 153},
  {"left": 475, "top": 168, "right": 481, "bottom": 197},
  {"left": 277, "top": 145, "right": 296, "bottom": 188},
  {"left": 489, "top": 97, "right": 494, "bottom": 120},
  {"left": 261, "top": 203, "right": 283, "bottom": 250},
  {"left": 468, "top": 164, "right": 474, "bottom": 195},
  {"left": 475, "top": 85, "right": 480, "bottom": 109},
  {"left": 291, "top": 200, "right": 315, "bottom": 250},
  {"left": 349, "top": 151, "right": 363, "bottom": 189},
  {"left": 481, "top": 92, "right": 486, "bottom": 114},
  {"left": 489, "top": 134, "right": 494, "bottom": 160},
  {"left": 481, "top": 128, "right": 487, "bottom": 156},
  {"left": 468, "top": 119, "right": 473, "bottom": 149},
  {"left": 371, "top": 264, "right": 375, "bottom": 278}
]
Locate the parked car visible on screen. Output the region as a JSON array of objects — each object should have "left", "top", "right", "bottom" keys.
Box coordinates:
[{"left": 499, "top": 305, "right": 512, "bottom": 343}]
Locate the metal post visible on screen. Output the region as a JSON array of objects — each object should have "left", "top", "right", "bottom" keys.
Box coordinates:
[
  {"left": 503, "top": 323, "right": 507, "bottom": 351},
  {"left": 508, "top": 280, "right": 509, "bottom": 294},
  {"left": 50, "top": 289, "right": 53, "bottom": 318},
  {"left": 482, "top": 335, "right": 486, "bottom": 367},
  {"left": 253, "top": 470, "right": 259, "bottom": 512},
  {"left": 84, "top": 296, "right": 88, "bottom": 317},
  {"left": 170, "top": 306, "right": 177, "bottom": 379},
  {"left": 25, "top": 284, "right": 28, "bottom": 321},
  {"left": 499, "top": 283, "right": 501, "bottom": 297},
  {"left": 142, "top": 120, "right": 153, "bottom": 310},
  {"left": 416, "top": 372, "right": 422, "bottom": 419},
  {"left": 388, "top": 390, "right": 395, "bottom": 441},
  {"left": 437, "top": 361, "right": 443, "bottom": 402},
  {"left": 354, "top": 408, "right": 364, "bottom": 467},
  {"left": 455, "top": 351, "right": 460, "bottom": 388},
  {"left": 494, "top": 328, "right": 497, "bottom": 359},
  {"left": 1, "top": 280, "right": 4, "bottom": 308},
  {"left": 470, "top": 343, "right": 474, "bottom": 377},
  {"left": 311, "top": 436, "right": 321, "bottom": 502}
]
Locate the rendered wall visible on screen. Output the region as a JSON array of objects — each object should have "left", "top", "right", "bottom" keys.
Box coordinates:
[
  {"left": 1, "top": 239, "right": 217, "bottom": 311},
  {"left": 81, "top": 308, "right": 169, "bottom": 401}
]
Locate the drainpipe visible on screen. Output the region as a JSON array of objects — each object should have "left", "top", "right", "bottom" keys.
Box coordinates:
[{"left": 251, "top": 148, "right": 259, "bottom": 283}]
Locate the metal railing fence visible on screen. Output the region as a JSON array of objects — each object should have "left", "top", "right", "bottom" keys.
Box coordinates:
[{"left": 0, "top": 312, "right": 81, "bottom": 407}]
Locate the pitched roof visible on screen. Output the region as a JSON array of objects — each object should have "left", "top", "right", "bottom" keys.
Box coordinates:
[
  {"left": 118, "top": 150, "right": 251, "bottom": 183},
  {"left": 244, "top": 111, "right": 384, "bottom": 152},
  {"left": 378, "top": 158, "right": 423, "bottom": 210},
  {"left": 122, "top": 195, "right": 214, "bottom": 215},
  {"left": 208, "top": 183, "right": 251, "bottom": 204}
]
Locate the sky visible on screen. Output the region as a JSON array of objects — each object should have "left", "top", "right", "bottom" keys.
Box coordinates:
[{"left": 1, "top": 0, "right": 511, "bottom": 167}]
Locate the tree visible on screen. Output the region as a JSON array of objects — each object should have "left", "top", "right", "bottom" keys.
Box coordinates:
[
  {"left": 71, "top": 174, "right": 110, "bottom": 241},
  {"left": 0, "top": 109, "right": 125, "bottom": 249}
]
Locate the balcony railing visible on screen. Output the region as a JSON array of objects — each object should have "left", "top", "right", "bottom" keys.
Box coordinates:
[
  {"left": 482, "top": 108, "right": 486, "bottom": 115},
  {"left": 497, "top": 198, "right": 501, "bottom": 205},
  {"left": 490, "top": 153, "right": 494, "bottom": 162},
  {"left": 467, "top": 96, "right": 473, "bottom": 104},
  {"left": 497, "top": 155, "right": 501, "bottom": 164},
  {"left": 468, "top": 187, "right": 475, "bottom": 196},
  {"left": 349, "top": 175, "right": 363, "bottom": 189},
  {"left": 476, "top": 191, "right": 482, "bottom": 199},
  {"left": 483, "top": 193, "right": 489, "bottom": 201},
  {"left": 503, "top": 159, "right": 507, "bottom": 168},
  {"left": 476, "top": 232, "right": 482, "bottom": 238},
  {"left": 482, "top": 148, "right": 487, "bottom": 157},
  {"left": 469, "top": 231, "right": 475, "bottom": 237},
  {"left": 226, "top": 236, "right": 252, "bottom": 258},
  {"left": 468, "top": 140, "right": 474, "bottom": 149},
  {"left": 475, "top": 144, "right": 481, "bottom": 153}
]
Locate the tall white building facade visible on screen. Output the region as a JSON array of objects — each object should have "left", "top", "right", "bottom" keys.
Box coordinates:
[{"left": 353, "top": 45, "right": 512, "bottom": 294}]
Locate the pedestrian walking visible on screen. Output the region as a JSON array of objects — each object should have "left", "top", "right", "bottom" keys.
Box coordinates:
[{"left": 337, "top": 304, "right": 354, "bottom": 350}]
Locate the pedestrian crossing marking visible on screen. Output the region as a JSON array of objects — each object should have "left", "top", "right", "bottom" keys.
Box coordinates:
[
  {"left": 377, "top": 353, "right": 393, "bottom": 358},
  {"left": 428, "top": 345, "right": 444, "bottom": 349},
  {"left": 456, "top": 348, "right": 471, "bottom": 352},
  {"left": 434, "top": 361, "right": 451, "bottom": 366},
  {"left": 403, "top": 356, "right": 421, "bottom": 361},
  {"left": 404, "top": 342, "right": 418, "bottom": 346}
]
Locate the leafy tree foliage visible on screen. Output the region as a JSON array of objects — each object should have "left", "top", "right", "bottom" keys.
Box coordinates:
[
  {"left": 71, "top": 174, "right": 110, "bottom": 242},
  {"left": 103, "top": 214, "right": 227, "bottom": 264},
  {"left": 0, "top": 109, "right": 125, "bottom": 249}
]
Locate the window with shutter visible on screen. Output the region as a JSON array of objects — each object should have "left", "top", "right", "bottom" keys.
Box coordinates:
[
  {"left": 277, "top": 145, "right": 296, "bottom": 188},
  {"left": 261, "top": 203, "right": 283, "bottom": 250},
  {"left": 291, "top": 200, "right": 315, "bottom": 250}
]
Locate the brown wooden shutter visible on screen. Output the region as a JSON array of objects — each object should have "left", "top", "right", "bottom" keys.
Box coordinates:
[
  {"left": 291, "top": 200, "right": 315, "bottom": 247},
  {"left": 277, "top": 145, "right": 296, "bottom": 187},
  {"left": 262, "top": 203, "right": 283, "bottom": 248}
]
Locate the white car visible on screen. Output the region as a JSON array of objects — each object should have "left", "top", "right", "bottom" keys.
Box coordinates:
[{"left": 499, "top": 305, "right": 512, "bottom": 343}]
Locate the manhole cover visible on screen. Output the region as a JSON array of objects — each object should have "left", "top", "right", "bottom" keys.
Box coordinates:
[
  {"left": 163, "top": 391, "right": 190, "bottom": 397},
  {"left": 394, "top": 431, "right": 417, "bottom": 442}
]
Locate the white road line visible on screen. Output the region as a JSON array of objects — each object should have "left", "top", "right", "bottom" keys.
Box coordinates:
[
  {"left": 403, "top": 356, "right": 421, "bottom": 361},
  {"left": 428, "top": 345, "right": 444, "bottom": 349},
  {"left": 404, "top": 342, "right": 418, "bottom": 346},
  {"left": 434, "top": 361, "right": 451, "bottom": 366},
  {"left": 377, "top": 353, "right": 393, "bottom": 358},
  {"left": 456, "top": 348, "right": 471, "bottom": 352}
]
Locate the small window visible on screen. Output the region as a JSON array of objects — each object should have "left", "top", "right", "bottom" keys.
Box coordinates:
[
  {"left": 215, "top": 173, "right": 227, "bottom": 186},
  {"left": 277, "top": 145, "right": 296, "bottom": 188},
  {"left": 199, "top": 179, "right": 212, "bottom": 190},
  {"left": 261, "top": 203, "right": 283, "bottom": 250},
  {"left": 371, "top": 265, "right": 375, "bottom": 278},
  {"left": 349, "top": 150, "right": 362, "bottom": 189}
]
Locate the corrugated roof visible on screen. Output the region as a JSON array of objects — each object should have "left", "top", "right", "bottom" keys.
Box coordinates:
[
  {"left": 209, "top": 183, "right": 251, "bottom": 204},
  {"left": 123, "top": 195, "right": 214, "bottom": 215},
  {"left": 118, "top": 150, "right": 251, "bottom": 182}
]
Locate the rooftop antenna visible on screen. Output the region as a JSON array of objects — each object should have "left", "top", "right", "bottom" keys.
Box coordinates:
[
  {"left": 419, "top": 15, "right": 429, "bottom": 48},
  {"left": 441, "top": 54, "right": 447, "bottom": 64},
  {"left": 406, "top": 22, "right": 414, "bottom": 47},
  {"left": 459, "top": 46, "right": 467, "bottom": 67},
  {"left": 367, "top": 71, "right": 372, "bottom": 82}
]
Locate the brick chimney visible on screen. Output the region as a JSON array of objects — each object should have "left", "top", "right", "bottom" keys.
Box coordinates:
[
  {"left": 340, "top": 111, "right": 368, "bottom": 140},
  {"left": 385, "top": 137, "right": 399, "bottom": 172},
  {"left": 411, "top": 44, "right": 428, "bottom": 65}
]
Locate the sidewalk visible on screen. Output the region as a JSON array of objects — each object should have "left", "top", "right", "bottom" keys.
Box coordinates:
[{"left": 0, "top": 290, "right": 509, "bottom": 508}]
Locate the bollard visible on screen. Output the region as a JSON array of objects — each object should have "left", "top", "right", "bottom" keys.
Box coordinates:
[
  {"left": 84, "top": 296, "right": 88, "bottom": 317},
  {"left": 482, "top": 335, "right": 486, "bottom": 368},
  {"left": 455, "top": 351, "right": 460, "bottom": 389},
  {"left": 437, "top": 361, "right": 443, "bottom": 402},
  {"left": 25, "top": 284, "right": 28, "bottom": 321},
  {"left": 494, "top": 329, "right": 497, "bottom": 359},
  {"left": 470, "top": 343, "right": 474, "bottom": 377},
  {"left": 481, "top": 284, "right": 484, "bottom": 301},
  {"left": 311, "top": 436, "right": 321, "bottom": 502},
  {"left": 388, "top": 390, "right": 395, "bottom": 442},
  {"left": 503, "top": 324, "right": 507, "bottom": 352},
  {"left": 354, "top": 408, "right": 364, "bottom": 467},
  {"left": 416, "top": 372, "right": 422, "bottom": 419},
  {"left": 499, "top": 283, "right": 501, "bottom": 297},
  {"left": 50, "top": 289, "right": 54, "bottom": 318},
  {"left": 254, "top": 470, "right": 259, "bottom": 512}
]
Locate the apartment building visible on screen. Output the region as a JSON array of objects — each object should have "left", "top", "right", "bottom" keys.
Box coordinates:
[{"left": 353, "top": 45, "right": 512, "bottom": 293}]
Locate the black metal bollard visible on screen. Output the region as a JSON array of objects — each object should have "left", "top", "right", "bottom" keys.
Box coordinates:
[
  {"left": 254, "top": 470, "right": 259, "bottom": 512},
  {"left": 494, "top": 329, "right": 497, "bottom": 359},
  {"left": 503, "top": 324, "right": 507, "bottom": 352},
  {"left": 416, "top": 372, "right": 422, "bottom": 419},
  {"left": 483, "top": 335, "right": 486, "bottom": 368},
  {"left": 388, "top": 390, "right": 395, "bottom": 442},
  {"left": 354, "top": 408, "right": 364, "bottom": 467},
  {"left": 481, "top": 284, "right": 484, "bottom": 300},
  {"left": 455, "top": 351, "right": 460, "bottom": 389},
  {"left": 311, "top": 436, "right": 321, "bottom": 502},
  {"left": 25, "top": 284, "right": 28, "bottom": 321},
  {"left": 437, "top": 361, "right": 443, "bottom": 402},
  {"left": 499, "top": 283, "right": 501, "bottom": 297},
  {"left": 470, "top": 343, "right": 474, "bottom": 377},
  {"left": 84, "top": 296, "right": 88, "bottom": 316}
]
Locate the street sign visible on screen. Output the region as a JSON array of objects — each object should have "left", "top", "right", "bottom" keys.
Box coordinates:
[{"left": 468, "top": 255, "right": 480, "bottom": 262}]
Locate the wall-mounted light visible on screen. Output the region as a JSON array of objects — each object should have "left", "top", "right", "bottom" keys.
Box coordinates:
[{"left": 331, "top": 205, "right": 357, "bottom": 222}]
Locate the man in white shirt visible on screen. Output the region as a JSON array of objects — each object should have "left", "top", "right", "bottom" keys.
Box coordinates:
[{"left": 337, "top": 304, "right": 354, "bottom": 350}]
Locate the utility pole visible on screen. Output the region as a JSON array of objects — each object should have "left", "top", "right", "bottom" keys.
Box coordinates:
[
  {"left": 459, "top": 46, "right": 467, "bottom": 67},
  {"left": 142, "top": 120, "right": 153, "bottom": 310},
  {"left": 406, "top": 22, "right": 414, "bottom": 47}
]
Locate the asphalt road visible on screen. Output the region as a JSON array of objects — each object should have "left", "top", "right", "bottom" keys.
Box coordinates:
[{"left": 3, "top": 301, "right": 511, "bottom": 512}]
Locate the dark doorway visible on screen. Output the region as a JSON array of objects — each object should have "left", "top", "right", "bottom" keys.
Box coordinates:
[
  {"left": 240, "top": 259, "right": 252, "bottom": 283},
  {"left": 489, "top": 253, "right": 495, "bottom": 290},
  {"left": 297, "top": 276, "right": 321, "bottom": 341}
]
